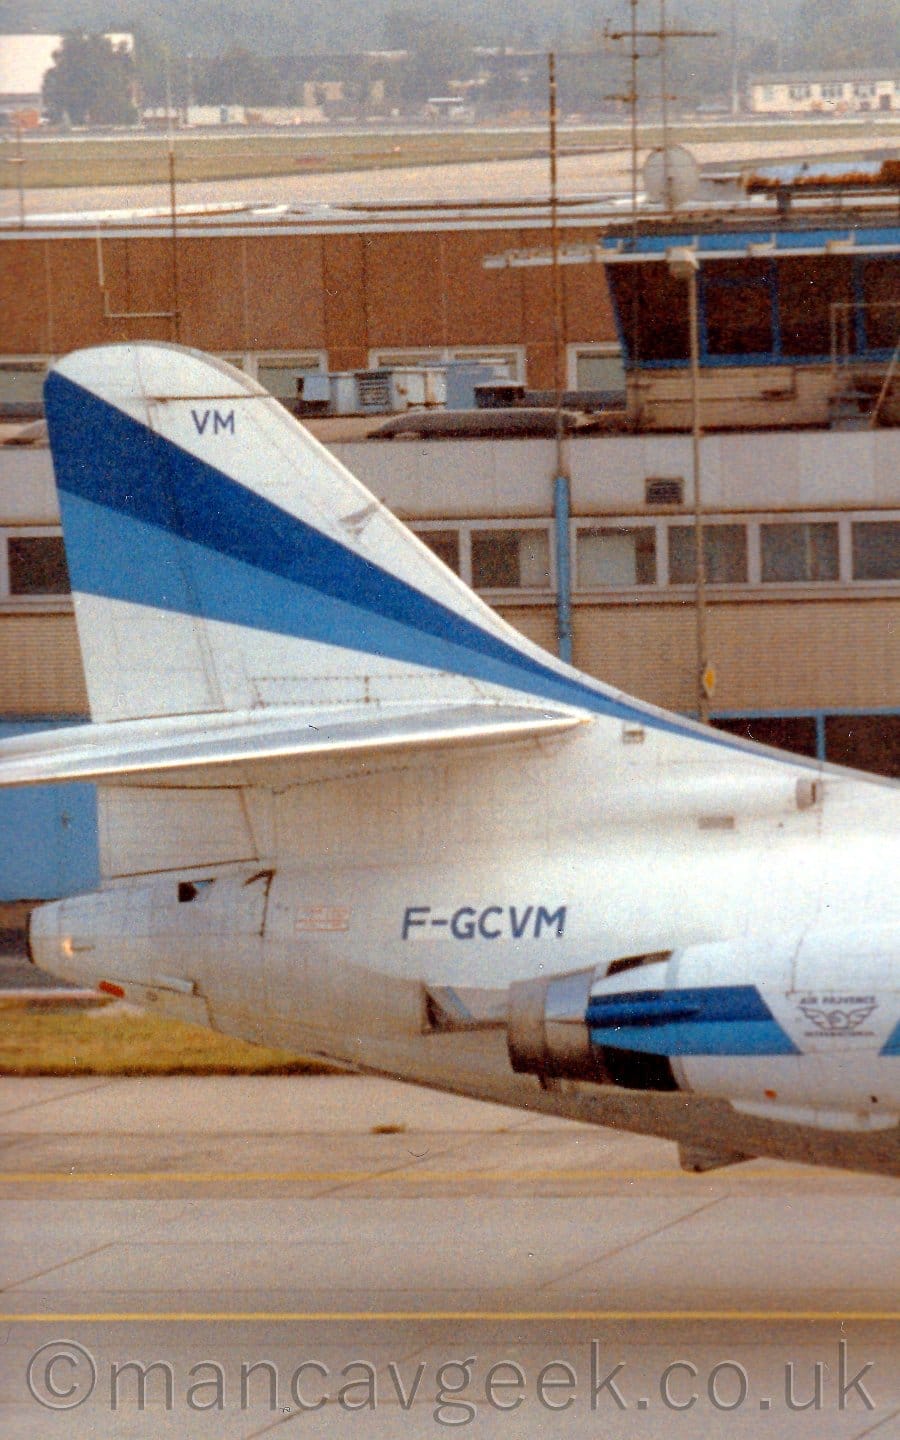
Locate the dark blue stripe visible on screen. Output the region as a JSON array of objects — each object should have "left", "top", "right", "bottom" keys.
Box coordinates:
[
  {"left": 587, "top": 984, "right": 775, "bottom": 1027},
  {"left": 587, "top": 984, "right": 799, "bottom": 1057},
  {"left": 881, "top": 1022, "right": 900, "bottom": 1057}
]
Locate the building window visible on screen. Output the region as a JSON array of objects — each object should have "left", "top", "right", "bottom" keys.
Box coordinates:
[
  {"left": 760, "top": 523, "right": 839, "bottom": 583},
  {"left": 606, "top": 266, "right": 690, "bottom": 364},
  {"left": 7, "top": 536, "right": 70, "bottom": 596},
  {"left": 370, "top": 349, "right": 446, "bottom": 368},
  {"left": 369, "top": 347, "right": 525, "bottom": 382},
  {"left": 0, "top": 358, "right": 49, "bottom": 416},
  {"left": 788, "top": 84, "right": 811, "bottom": 101},
  {"left": 377, "top": 513, "right": 900, "bottom": 602},
  {"left": 451, "top": 348, "right": 524, "bottom": 380},
  {"left": 852, "top": 521, "right": 900, "bottom": 580},
  {"left": 860, "top": 258, "right": 900, "bottom": 352},
  {"left": 567, "top": 345, "right": 625, "bottom": 392},
  {"left": 824, "top": 714, "right": 900, "bottom": 778},
  {"left": 703, "top": 261, "right": 774, "bottom": 358},
  {"left": 577, "top": 526, "right": 656, "bottom": 588},
  {"left": 668, "top": 525, "right": 748, "bottom": 585},
  {"left": 713, "top": 712, "right": 900, "bottom": 779},
  {"left": 713, "top": 715, "right": 818, "bottom": 759},
  {"left": 820, "top": 82, "right": 845, "bottom": 100},
  {"left": 471, "top": 528, "right": 550, "bottom": 589},
  {"left": 778, "top": 256, "right": 853, "bottom": 358},
  {"left": 415, "top": 528, "right": 461, "bottom": 574}
]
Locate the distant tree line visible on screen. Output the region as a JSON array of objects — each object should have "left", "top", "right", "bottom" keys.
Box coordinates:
[
  {"left": 42, "top": 33, "right": 138, "bottom": 125},
  {"left": 41, "top": 1, "right": 899, "bottom": 124}
]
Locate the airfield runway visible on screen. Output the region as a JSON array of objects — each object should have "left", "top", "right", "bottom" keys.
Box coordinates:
[
  {"left": 0, "top": 1074, "right": 897, "bottom": 1438},
  {"left": 2, "top": 130, "right": 897, "bottom": 218}
]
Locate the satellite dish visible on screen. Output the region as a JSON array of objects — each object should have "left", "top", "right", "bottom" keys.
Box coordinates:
[{"left": 643, "top": 145, "right": 700, "bottom": 208}]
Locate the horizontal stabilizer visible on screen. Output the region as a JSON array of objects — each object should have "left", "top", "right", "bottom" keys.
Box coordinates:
[{"left": 0, "top": 704, "right": 586, "bottom": 788}]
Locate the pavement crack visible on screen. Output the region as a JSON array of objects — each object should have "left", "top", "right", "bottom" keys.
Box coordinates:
[
  {"left": 1, "top": 1239, "right": 116, "bottom": 1292},
  {"left": 314, "top": 1142, "right": 458, "bottom": 1197},
  {"left": 0, "top": 1078, "right": 115, "bottom": 1121},
  {"left": 534, "top": 1194, "right": 729, "bottom": 1292},
  {"left": 848, "top": 1404, "right": 900, "bottom": 1439}
]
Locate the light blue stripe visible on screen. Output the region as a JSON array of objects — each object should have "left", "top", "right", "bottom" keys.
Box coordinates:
[{"left": 59, "top": 494, "right": 688, "bottom": 721}]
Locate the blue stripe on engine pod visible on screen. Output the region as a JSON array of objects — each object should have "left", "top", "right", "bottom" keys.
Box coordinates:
[
  {"left": 586, "top": 984, "right": 800, "bottom": 1056},
  {"left": 43, "top": 368, "right": 798, "bottom": 760}
]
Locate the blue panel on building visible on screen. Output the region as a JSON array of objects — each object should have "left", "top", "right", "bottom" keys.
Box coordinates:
[{"left": 0, "top": 722, "right": 99, "bottom": 901}]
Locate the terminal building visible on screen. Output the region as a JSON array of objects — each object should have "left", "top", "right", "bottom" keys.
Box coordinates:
[{"left": 0, "top": 185, "right": 898, "bottom": 897}]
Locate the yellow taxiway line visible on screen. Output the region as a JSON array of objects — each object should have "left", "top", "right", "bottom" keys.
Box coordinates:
[
  {"left": 1, "top": 1310, "right": 898, "bottom": 1324},
  {"left": 0, "top": 1166, "right": 787, "bottom": 1184}
]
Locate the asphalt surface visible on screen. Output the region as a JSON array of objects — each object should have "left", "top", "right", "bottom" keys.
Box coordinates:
[
  {"left": 0, "top": 1075, "right": 897, "bottom": 1437},
  {"left": 0, "top": 957, "right": 72, "bottom": 993},
  {"left": 2, "top": 132, "right": 897, "bottom": 218},
  {"left": 0, "top": 937, "right": 80, "bottom": 992}
]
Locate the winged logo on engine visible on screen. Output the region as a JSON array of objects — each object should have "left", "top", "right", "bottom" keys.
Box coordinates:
[{"left": 797, "top": 996, "right": 878, "bottom": 1037}]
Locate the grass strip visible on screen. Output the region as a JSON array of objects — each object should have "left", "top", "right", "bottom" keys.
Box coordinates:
[
  {"left": 0, "top": 1005, "right": 336, "bottom": 1075},
  {"left": 6, "top": 129, "right": 556, "bottom": 189},
  {"left": 11, "top": 119, "right": 899, "bottom": 190}
]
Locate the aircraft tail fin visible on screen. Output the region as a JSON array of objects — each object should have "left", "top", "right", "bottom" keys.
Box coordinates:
[
  {"left": 45, "top": 343, "right": 618, "bottom": 726},
  {"left": 46, "top": 341, "right": 743, "bottom": 754}
]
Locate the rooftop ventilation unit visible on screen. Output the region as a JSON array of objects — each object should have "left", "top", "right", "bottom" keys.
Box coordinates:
[{"left": 325, "top": 368, "right": 446, "bottom": 416}]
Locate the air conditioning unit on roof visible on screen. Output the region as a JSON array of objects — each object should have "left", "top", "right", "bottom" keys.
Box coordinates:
[{"left": 329, "top": 368, "right": 447, "bottom": 415}]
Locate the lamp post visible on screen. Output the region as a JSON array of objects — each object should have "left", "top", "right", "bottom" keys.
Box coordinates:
[
  {"left": 666, "top": 246, "right": 711, "bottom": 723},
  {"left": 730, "top": 0, "right": 740, "bottom": 118},
  {"left": 548, "top": 52, "right": 572, "bottom": 665}
]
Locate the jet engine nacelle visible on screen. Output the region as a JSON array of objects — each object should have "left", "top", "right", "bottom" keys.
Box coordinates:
[{"left": 508, "top": 935, "right": 900, "bottom": 1132}]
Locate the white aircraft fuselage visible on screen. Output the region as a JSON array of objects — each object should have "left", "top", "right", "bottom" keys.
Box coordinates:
[{"left": 28, "top": 718, "right": 900, "bottom": 1174}]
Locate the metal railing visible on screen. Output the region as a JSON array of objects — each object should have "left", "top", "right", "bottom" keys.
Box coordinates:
[
  {"left": 829, "top": 299, "right": 900, "bottom": 373},
  {"left": 829, "top": 300, "right": 900, "bottom": 427}
]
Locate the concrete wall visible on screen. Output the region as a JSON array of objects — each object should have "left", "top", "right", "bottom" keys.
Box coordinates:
[{"left": 333, "top": 428, "right": 900, "bottom": 518}]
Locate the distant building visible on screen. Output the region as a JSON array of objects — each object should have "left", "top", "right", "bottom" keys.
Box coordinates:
[
  {"left": 244, "top": 106, "right": 327, "bottom": 127},
  {"left": 183, "top": 105, "right": 246, "bottom": 128},
  {"left": 0, "top": 32, "right": 134, "bottom": 110},
  {"left": 425, "top": 97, "right": 474, "bottom": 123},
  {"left": 749, "top": 70, "right": 897, "bottom": 115}
]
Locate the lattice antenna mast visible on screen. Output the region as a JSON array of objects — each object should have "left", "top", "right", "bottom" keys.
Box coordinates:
[{"left": 604, "top": 0, "right": 715, "bottom": 222}]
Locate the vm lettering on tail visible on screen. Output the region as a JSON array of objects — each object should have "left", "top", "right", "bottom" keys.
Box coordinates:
[{"left": 191, "top": 408, "right": 235, "bottom": 436}]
